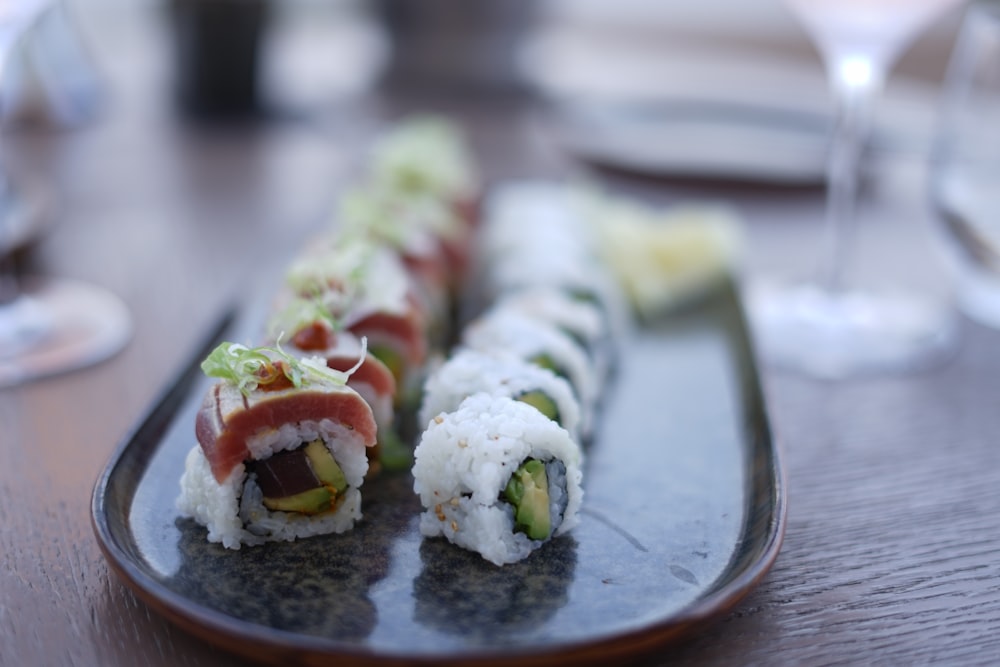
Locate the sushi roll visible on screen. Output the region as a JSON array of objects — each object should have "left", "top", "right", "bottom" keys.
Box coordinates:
[
  {"left": 324, "top": 342, "right": 409, "bottom": 472},
  {"left": 487, "top": 287, "right": 616, "bottom": 383},
  {"left": 338, "top": 185, "right": 472, "bottom": 341},
  {"left": 284, "top": 239, "right": 430, "bottom": 396},
  {"left": 412, "top": 393, "right": 583, "bottom": 566},
  {"left": 340, "top": 184, "right": 472, "bottom": 285},
  {"left": 461, "top": 308, "right": 598, "bottom": 437},
  {"left": 418, "top": 348, "right": 582, "bottom": 441},
  {"left": 265, "top": 301, "right": 407, "bottom": 472},
  {"left": 475, "top": 180, "right": 631, "bottom": 340},
  {"left": 481, "top": 246, "right": 628, "bottom": 342},
  {"left": 368, "top": 114, "right": 480, "bottom": 228},
  {"left": 177, "top": 342, "right": 377, "bottom": 549}
]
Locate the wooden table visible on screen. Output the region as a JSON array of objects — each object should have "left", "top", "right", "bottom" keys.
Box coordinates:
[{"left": 5, "top": 4, "right": 1000, "bottom": 666}]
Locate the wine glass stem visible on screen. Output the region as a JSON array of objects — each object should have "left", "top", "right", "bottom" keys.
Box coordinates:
[
  {"left": 0, "top": 40, "right": 17, "bottom": 306},
  {"left": 821, "top": 78, "right": 877, "bottom": 293}
]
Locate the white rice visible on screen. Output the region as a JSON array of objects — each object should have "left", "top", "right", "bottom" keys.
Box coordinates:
[
  {"left": 412, "top": 393, "right": 584, "bottom": 566},
  {"left": 480, "top": 180, "right": 596, "bottom": 258},
  {"left": 488, "top": 287, "right": 616, "bottom": 383},
  {"left": 418, "top": 348, "right": 582, "bottom": 440},
  {"left": 492, "top": 287, "right": 606, "bottom": 348},
  {"left": 476, "top": 180, "right": 632, "bottom": 342},
  {"left": 461, "top": 308, "right": 598, "bottom": 435},
  {"left": 177, "top": 419, "right": 369, "bottom": 549}
]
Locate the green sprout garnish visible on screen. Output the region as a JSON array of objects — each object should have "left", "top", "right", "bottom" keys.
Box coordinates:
[
  {"left": 266, "top": 294, "right": 341, "bottom": 343},
  {"left": 370, "top": 115, "right": 475, "bottom": 199},
  {"left": 342, "top": 185, "right": 467, "bottom": 257},
  {"left": 285, "top": 242, "right": 370, "bottom": 310},
  {"left": 340, "top": 188, "right": 408, "bottom": 248},
  {"left": 201, "top": 336, "right": 368, "bottom": 396}
]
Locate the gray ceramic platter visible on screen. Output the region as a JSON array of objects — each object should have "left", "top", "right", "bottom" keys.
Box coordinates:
[{"left": 91, "top": 281, "right": 785, "bottom": 666}]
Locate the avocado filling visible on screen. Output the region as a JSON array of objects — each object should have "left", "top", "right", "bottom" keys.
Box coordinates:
[
  {"left": 567, "top": 287, "right": 601, "bottom": 309},
  {"left": 527, "top": 353, "right": 570, "bottom": 385},
  {"left": 368, "top": 343, "right": 406, "bottom": 386},
  {"left": 514, "top": 390, "right": 562, "bottom": 426},
  {"left": 377, "top": 426, "right": 413, "bottom": 471},
  {"left": 502, "top": 458, "right": 552, "bottom": 540},
  {"left": 249, "top": 440, "right": 348, "bottom": 515}
]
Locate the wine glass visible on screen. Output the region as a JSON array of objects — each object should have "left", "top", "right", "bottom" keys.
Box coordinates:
[
  {"left": 930, "top": 1, "right": 1000, "bottom": 328},
  {"left": 749, "top": 0, "right": 966, "bottom": 379},
  {"left": 0, "top": 0, "right": 130, "bottom": 388},
  {"left": 23, "top": 0, "right": 104, "bottom": 127}
]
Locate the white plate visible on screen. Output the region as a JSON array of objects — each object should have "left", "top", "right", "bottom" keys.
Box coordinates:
[{"left": 551, "top": 100, "right": 830, "bottom": 185}]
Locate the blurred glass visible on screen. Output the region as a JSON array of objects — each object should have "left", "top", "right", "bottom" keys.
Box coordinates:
[
  {"left": 0, "top": 1, "right": 130, "bottom": 388},
  {"left": 931, "top": 0, "right": 1000, "bottom": 327},
  {"left": 25, "top": 0, "right": 103, "bottom": 126}
]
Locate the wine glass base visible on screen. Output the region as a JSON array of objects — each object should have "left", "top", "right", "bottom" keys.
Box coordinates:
[
  {"left": 0, "top": 277, "right": 131, "bottom": 388},
  {"left": 2, "top": 168, "right": 49, "bottom": 251},
  {"left": 748, "top": 283, "right": 957, "bottom": 379},
  {"left": 951, "top": 264, "right": 1000, "bottom": 329}
]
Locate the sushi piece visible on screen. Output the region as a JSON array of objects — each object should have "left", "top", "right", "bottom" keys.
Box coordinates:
[
  {"left": 177, "top": 342, "right": 377, "bottom": 549},
  {"left": 461, "top": 308, "right": 598, "bottom": 437},
  {"left": 487, "top": 287, "right": 616, "bottom": 383},
  {"left": 475, "top": 180, "right": 631, "bottom": 340},
  {"left": 412, "top": 393, "right": 583, "bottom": 566},
  {"left": 325, "top": 340, "right": 411, "bottom": 472},
  {"left": 284, "top": 239, "right": 430, "bottom": 396},
  {"left": 418, "top": 348, "right": 582, "bottom": 441},
  {"left": 341, "top": 184, "right": 472, "bottom": 287},
  {"left": 338, "top": 185, "right": 472, "bottom": 343},
  {"left": 265, "top": 301, "right": 408, "bottom": 472},
  {"left": 368, "top": 114, "right": 480, "bottom": 228}
]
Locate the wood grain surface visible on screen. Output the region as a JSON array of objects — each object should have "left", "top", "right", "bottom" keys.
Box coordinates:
[{"left": 3, "top": 4, "right": 1000, "bottom": 666}]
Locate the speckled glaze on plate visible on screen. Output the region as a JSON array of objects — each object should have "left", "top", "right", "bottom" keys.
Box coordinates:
[{"left": 91, "top": 282, "right": 785, "bottom": 666}]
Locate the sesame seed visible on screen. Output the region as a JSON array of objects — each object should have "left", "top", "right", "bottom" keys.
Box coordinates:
[{"left": 451, "top": 520, "right": 458, "bottom": 532}]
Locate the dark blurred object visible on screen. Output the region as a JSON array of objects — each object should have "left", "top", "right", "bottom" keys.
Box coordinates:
[
  {"left": 170, "top": 0, "right": 269, "bottom": 117},
  {"left": 377, "top": 0, "right": 535, "bottom": 94}
]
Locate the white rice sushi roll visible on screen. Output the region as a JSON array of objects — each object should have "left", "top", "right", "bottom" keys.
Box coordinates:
[
  {"left": 177, "top": 342, "right": 377, "bottom": 549},
  {"left": 418, "top": 348, "right": 582, "bottom": 440},
  {"left": 487, "top": 257, "right": 629, "bottom": 339},
  {"left": 479, "top": 181, "right": 594, "bottom": 257},
  {"left": 475, "top": 181, "right": 631, "bottom": 341},
  {"left": 413, "top": 393, "right": 584, "bottom": 566},
  {"left": 488, "top": 287, "right": 615, "bottom": 383},
  {"left": 461, "top": 308, "right": 598, "bottom": 436}
]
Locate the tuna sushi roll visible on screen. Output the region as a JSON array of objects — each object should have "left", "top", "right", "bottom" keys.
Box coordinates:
[
  {"left": 265, "top": 301, "right": 408, "bottom": 472},
  {"left": 412, "top": 393, "right": 584, "bottom": 566},
  {"left": 418, "top": 348, "right": 582, "bottom": 441},
  {"left": 324, "top": 339, "right": 412, "bottom": 472},
  {"left": 284, "top": 240, "right": 430, "bottom": 395},
  {"left": 341, "top": 184, "right": 472, "bottom": 286},
  {"left": 368, "top": 114, "right": 480, "bottom": 228},
  {"left": 177, "top": 342, "right": 377, "bottom": 549}
]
